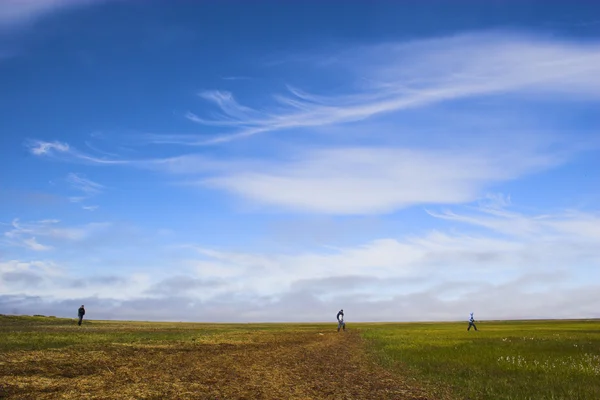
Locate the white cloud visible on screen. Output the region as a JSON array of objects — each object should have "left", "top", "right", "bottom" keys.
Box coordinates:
[
  {"left": 24, "top": 32, "right": 599, "bottom": 217},
  {"left": 220, "top": 75, "right": 252, "bottom": 81},
  {"left": 1, "top": 202, "right": 598, "bottom": 320},
  {"left": 66, "top": 173, "right": 104, "bottom": 196},
  {"left": 22, "top": 237, "right": 53, "bottom": 251},
  {"left": 0, "top": 259, "right": 139, "bottom": 300},
  {"left": 25, "top": 135, "right": 587, "bottom": 216},
  {"left": 187, "top": 235, "right": 510, "bottom": 292},
  {"left": 0, "top": 0, "right": 105, "bottom": 29},
  {"left": 65, "top": 173, "right": 104, "bottom": 210},
  {"left": 2, "top": 279, "right": 599, "bottom": 322},
  {"left": 170, "top": 32, "right": 600, "bottom": 145},
  {"left": 200, "top": 145, "right": 566, "bottom": 214},
  {"left": 427, "top": 205, "right": 600, "bottom": 243},
  {"left": 180, "top": 208, "right": 599, "bottom": 297},
  {"left": 0, "top": 260, "right": 61, "bottom": 277},
  {"left": 26, "top": 140, "right": 128, "bottom": 165},
  {"left": 1, "top": 219, "right": 111, "bottom": 251},
  {"left": 28, "top": 140, "right": 70, "bottom": 155}
]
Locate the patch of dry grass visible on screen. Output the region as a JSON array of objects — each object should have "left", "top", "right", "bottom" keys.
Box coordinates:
[{"left": 0, "top": 316, "right": 430, "bottom": 399}]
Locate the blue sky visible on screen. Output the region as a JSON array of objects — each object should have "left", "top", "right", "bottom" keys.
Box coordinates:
[{"left": 1, "top": 0, "right": 599, "bottom": 322}]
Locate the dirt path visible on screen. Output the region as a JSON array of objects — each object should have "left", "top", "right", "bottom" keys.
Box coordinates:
[{"left": 1, "top": 329, "right": 431, "bottom": 399}]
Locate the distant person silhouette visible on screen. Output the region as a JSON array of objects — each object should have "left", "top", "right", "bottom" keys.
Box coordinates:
[
  {"left": 337, "top": 309, "right": 345, "bottom": 332},
  {"left": 467, "top": 312, "right": 478, "bottom": 331},
  {"left": 78, "top": 305, "right": 85, "bottom": 326}
]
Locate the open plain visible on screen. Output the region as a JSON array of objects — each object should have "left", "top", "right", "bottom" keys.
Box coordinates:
[{"left": 1, "top": 316, "right": 599, "bottom": 399}]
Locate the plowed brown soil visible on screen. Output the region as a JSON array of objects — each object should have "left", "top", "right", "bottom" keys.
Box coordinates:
[{"left": 0, "top": 327, "right": 431, "bottom": 399}]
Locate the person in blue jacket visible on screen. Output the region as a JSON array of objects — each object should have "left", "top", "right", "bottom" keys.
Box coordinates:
[{"left": 467, "top": 312, "right": 478, "bottom": 331}]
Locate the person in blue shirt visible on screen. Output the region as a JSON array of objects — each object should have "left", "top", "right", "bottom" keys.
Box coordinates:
[
  {"left": 337, "top": 309, "right": 345, "bottom": 332},
  {"left": 467, "top": 312, "right": 478, "bottom": 331}
]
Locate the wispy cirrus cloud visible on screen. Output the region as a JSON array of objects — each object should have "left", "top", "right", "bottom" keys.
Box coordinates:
[
  {"left": 26, "top": 140, "right": 128, "bottom": 165},
  {"left": 427, "top": 204, "right": 600, "bottom": 243},
  {"left": 28, "top": 32, "right": 600, "bottom": 153},
  {"left": 220, "top": 75, "right": 252, "bottom": 81},
  {"left": 1, "top": 218, "right": 111, "bottom": 252},
  {"left": 25, "top": 140, "right": 234, "bottom": 178},
  {"left": 23, "top": 31, "right": 600, "bottom": 217},
  {"left": 2, "top": 220, "right": 56, "bottom": 251},
  {"left": 66, "top": 172, "right": 104, "bottom": 210},
  {"left": 0, "top": 0, "right": 107, "bottom": 30},
  {"left": 25, "top": 139, "right": 230, "bottom": 178},
  {"left": 154, "top": 32, "right": 600, "bottom": 145},
  {"left": 67, "top": 173, "right": 103, "bottom": 195}
]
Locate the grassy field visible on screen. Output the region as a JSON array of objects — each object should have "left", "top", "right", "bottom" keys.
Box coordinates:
[
  {"left": 361, "top": 319, "right": 600, "bottom": 400},
  {"left": 1, "top": 316, "right": 599, "bottom": 399},
  {"left": 0, "top": 315, "right": 428, "bottom": 399}
]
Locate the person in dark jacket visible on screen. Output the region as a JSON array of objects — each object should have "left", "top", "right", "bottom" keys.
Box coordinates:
[
  {"left": 77, "top": 305, "right": 85, "bottom": 326},
  {"left": 337, "top": 309, "right": 345, "bottom": 332}
]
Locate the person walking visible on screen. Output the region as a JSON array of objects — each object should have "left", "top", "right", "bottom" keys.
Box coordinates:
[
  {"left": 467, "top": 312, "right": 478, "bottom": 331},
  {"left": 337, "top": 309, "right": 345, "bottom": 332},
  {"left": 77, "top": 305, "right": 85, "bottom": 326}
]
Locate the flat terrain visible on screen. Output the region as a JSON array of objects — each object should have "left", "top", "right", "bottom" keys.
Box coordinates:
[
  {"left": 0, "top": 316, "right": 429, "bottom": 400},
  {"left": 1, "top": 316, "right": 599, "bottom": 399},
  {"left": 362, "top": 320, "right": 600, "bottom": 400}
]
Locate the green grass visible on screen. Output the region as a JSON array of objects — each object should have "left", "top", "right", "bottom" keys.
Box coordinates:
[
  {"left": 3, "top": 315, "right": 600, "bottom": 399},
  {"left": 0, "top": 314, "right": 329, "bottom": 351},
  {"left": 359, "top": 319, "right": 600, "bottom": 400}
]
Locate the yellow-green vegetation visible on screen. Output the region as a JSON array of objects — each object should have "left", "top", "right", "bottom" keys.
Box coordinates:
[
  {"left": 2, "top": 315, "right": 599, "bottom": 399},
  {"left": 360, "top": 319, "right": 600, "bottom": 400}
]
